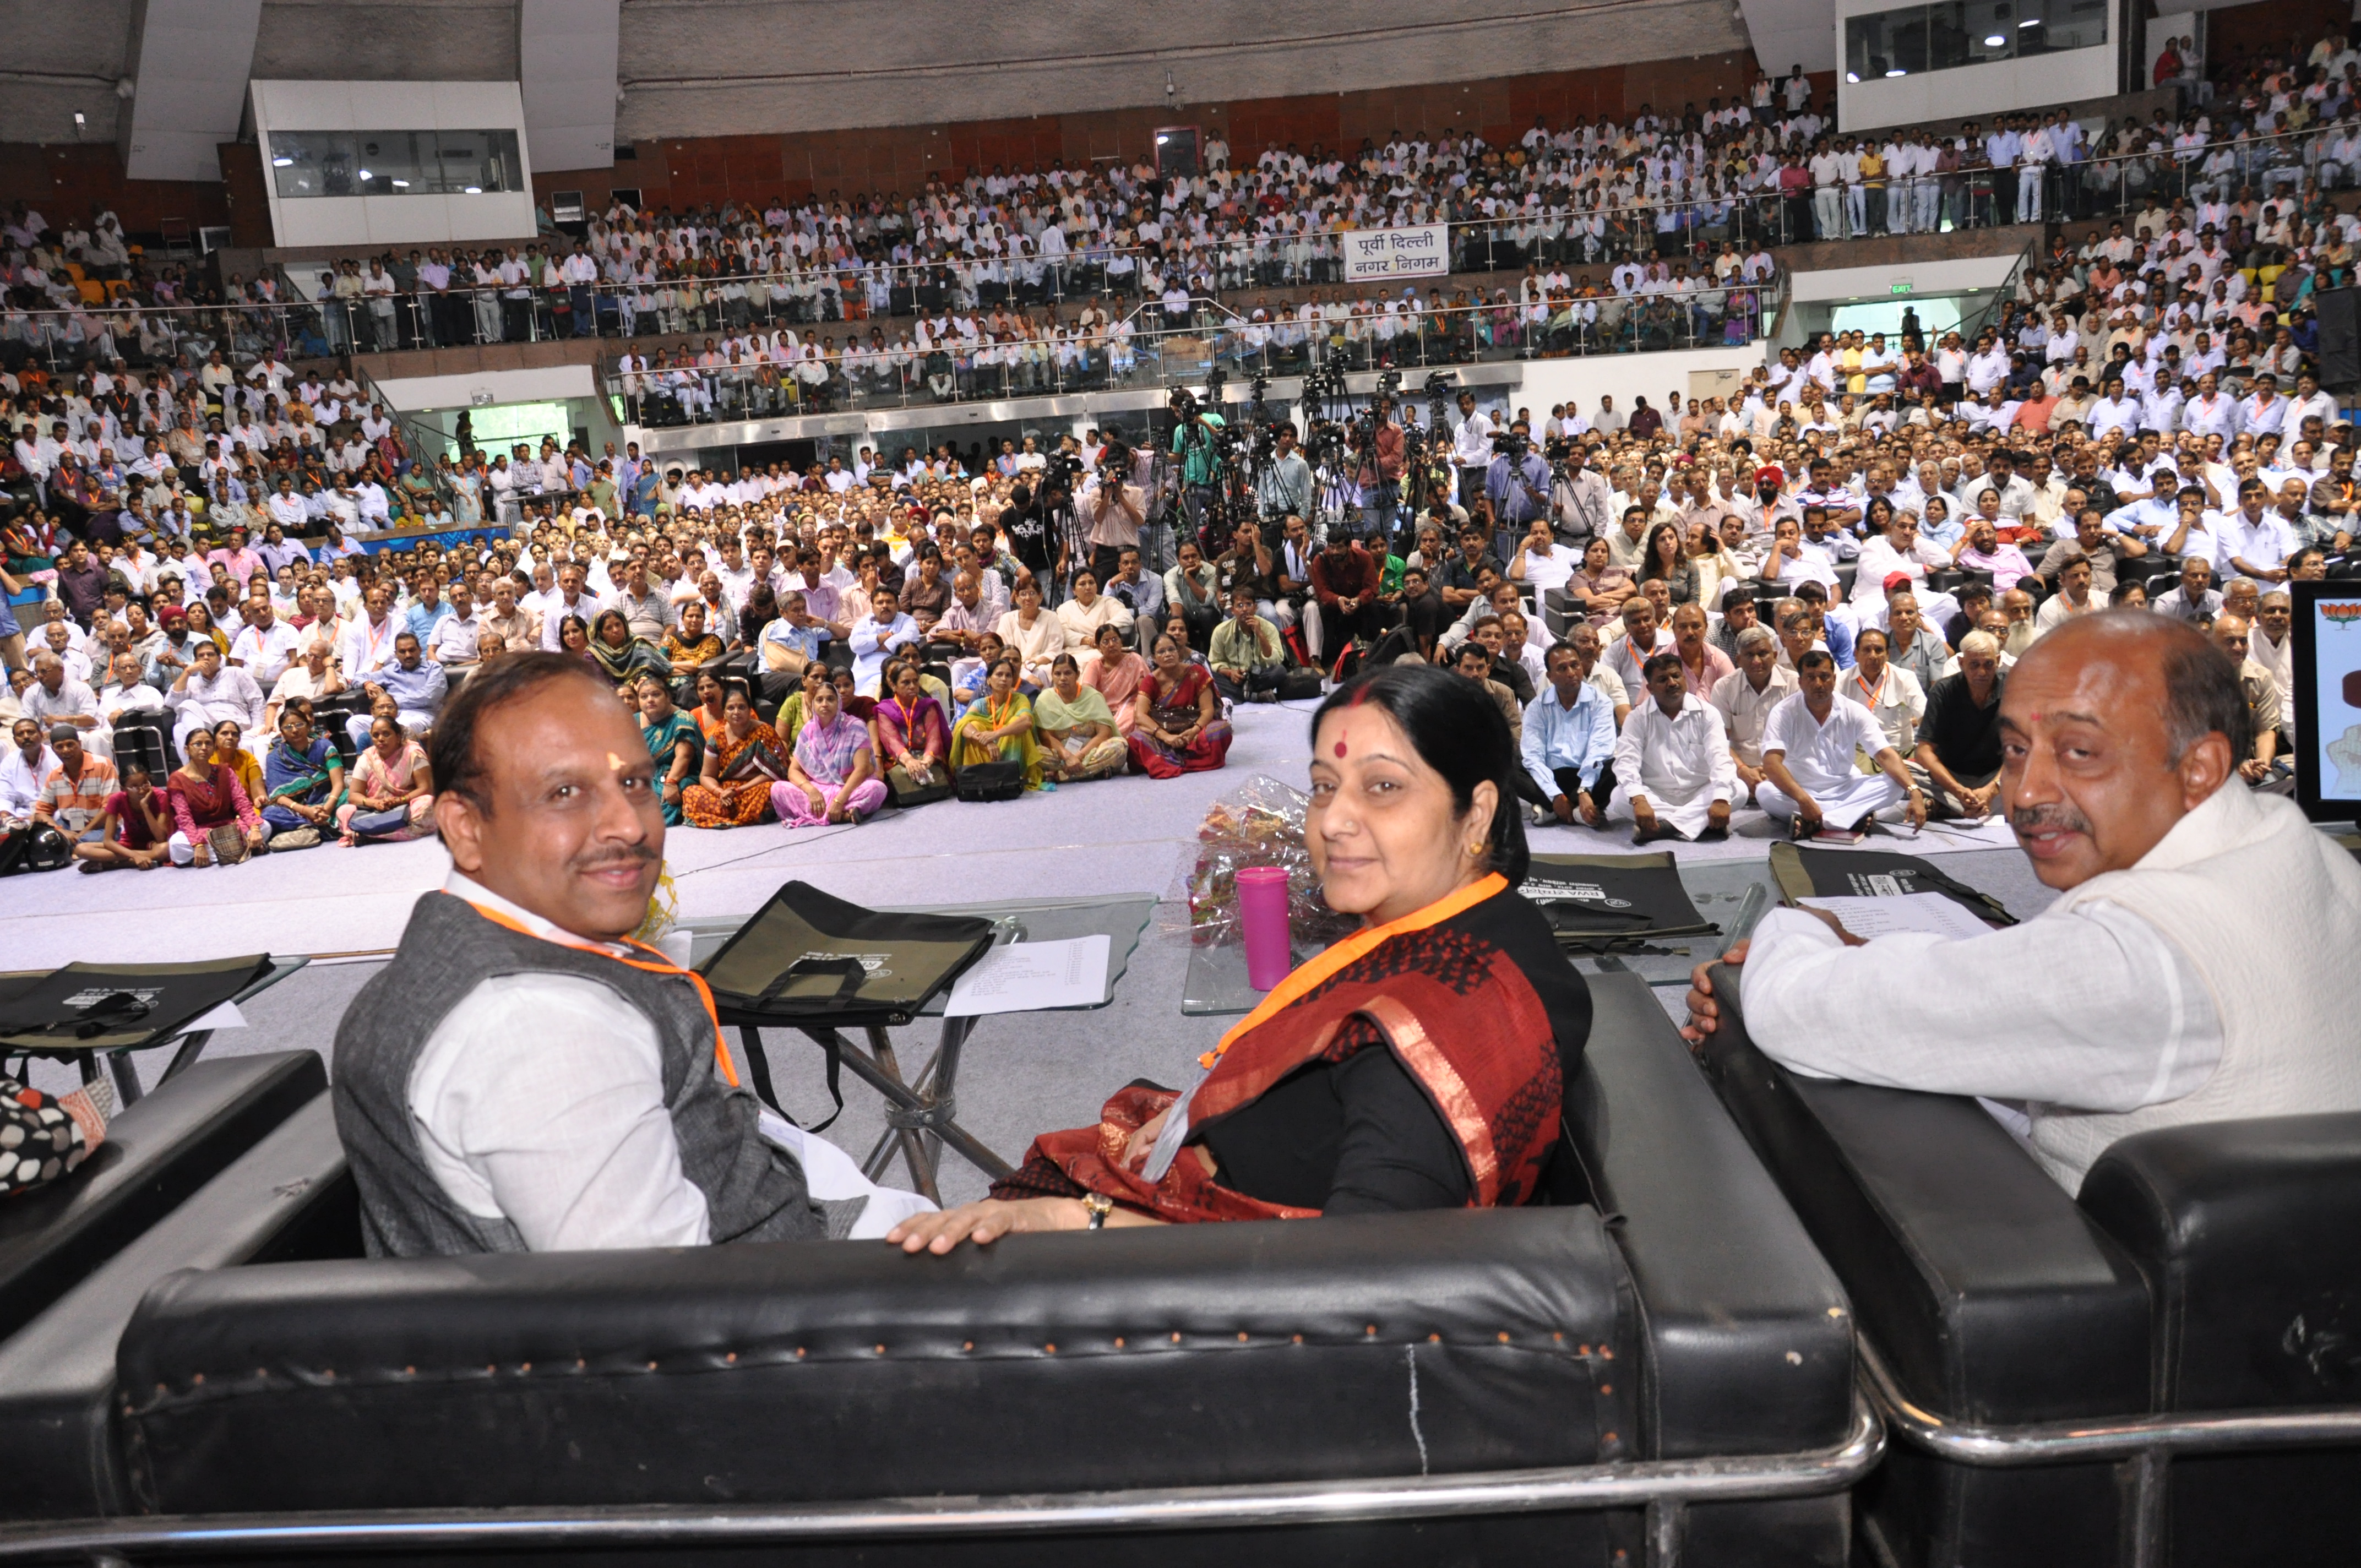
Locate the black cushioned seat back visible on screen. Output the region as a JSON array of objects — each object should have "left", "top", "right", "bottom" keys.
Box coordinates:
[
  {"left": 1695, "top": 965, "right": 2164, "bottom": 1566},
  {"left": 119, "top": 1207, "right": 1635, "bottom": 1512},
  {"left": 1566, "top": 973, "right": 1855, "bottom": 1460},
  {"left": 1694, "top": 963, "right": 2148, "bottom": 1426},
  {"left": 0, "top": 1052, "right": 326, "bottom": 1346},
  {"left": 2080, "top": 1112, "right": 2361, "bottom": 1412},
  {"left": 0, "top": 1094, "right": 353, "bottom": 1520}
]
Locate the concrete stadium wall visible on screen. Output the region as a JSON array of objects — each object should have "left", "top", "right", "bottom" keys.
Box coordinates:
[
  {"left": 541, "top": 51, "right": 1789, "bottom": 214},
  {"left": 610, "top": 0, "right": 1749, "bottom": 140}
]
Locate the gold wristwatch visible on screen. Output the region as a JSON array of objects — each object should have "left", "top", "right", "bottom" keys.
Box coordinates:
[{"left": 1081, "top": 1193, "right": 1115, "bottom": 1230}]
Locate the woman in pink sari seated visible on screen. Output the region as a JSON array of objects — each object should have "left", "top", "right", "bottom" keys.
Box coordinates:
[
  {"left": 873, "top": 657, "right": 953, "bottom": 799},
  {"left": 1080, "top": 620, "right": 1150, "bottom": 734},
  {"left": 774, "top": 675, "right": 886, "bottom": 827}
]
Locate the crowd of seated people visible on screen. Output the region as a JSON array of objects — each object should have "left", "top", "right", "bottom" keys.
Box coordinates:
[
  {"left": 195, "top": 50, "right": 2361, "bottom": 360},
  {"left": 0, "top": 35, "right": 2355, "bottom": 537},
  {"left": 4, "top": 435, "right": 1362, "bottom": 862},
  {"left": 8, "top": 17, "right": 2361, "bottom": 862},
  {"left": 3, "top": 18, "right": 2355, "bottom": 433}
]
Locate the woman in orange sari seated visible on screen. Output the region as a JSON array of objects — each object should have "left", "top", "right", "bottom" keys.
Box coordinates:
[{"left": 888, "top": 663, "right": 1591, "bottom": 1250}]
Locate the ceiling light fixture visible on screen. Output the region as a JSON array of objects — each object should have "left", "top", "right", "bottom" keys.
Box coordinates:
[
  {"left": 1885, "top": 67, "right": 1906, "bottom": 77},
  {"left": 271, "top": 156, "right": 293, "bottom": 166},
  {"left": 1984, "top": 34, "right": 2006, "bottom": 46}
]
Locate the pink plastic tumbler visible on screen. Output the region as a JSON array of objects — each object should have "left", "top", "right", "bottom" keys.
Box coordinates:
[{"left": 1236, "top": 866, "right": 1294, "bottom": 992}]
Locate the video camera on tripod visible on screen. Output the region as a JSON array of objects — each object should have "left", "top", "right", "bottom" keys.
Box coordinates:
[{"left": 1244, "top": 372, "right": 1278, "bottom": 462}]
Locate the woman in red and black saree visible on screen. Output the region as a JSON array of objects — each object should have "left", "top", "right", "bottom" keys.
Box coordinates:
[{"left": 887, "top": 663, "right": 1591, "bottom": 1251}]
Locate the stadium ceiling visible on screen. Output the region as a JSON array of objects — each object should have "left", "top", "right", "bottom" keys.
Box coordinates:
[{"left": 4, "top": 0, "right": 1753, "bottom": 170}]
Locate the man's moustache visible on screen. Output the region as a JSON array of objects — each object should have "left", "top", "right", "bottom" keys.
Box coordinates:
[
  {"left": 2009, "top": 802, "right": 2092, "bottom": 836},
  {"left": 572, "top": 843, "right": 660, "bottom": 876}
]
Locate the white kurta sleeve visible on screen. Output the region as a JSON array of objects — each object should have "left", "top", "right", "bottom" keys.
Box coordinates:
[
  {"left": 1613, "top": 707, "right": 1652, "bottom": 805},
  {"left": 1702, "top": 709, "right": 1738, "bottom": 802},
  {"left": 1738, "top": 902, "right": 2222, "bottom": 1112}
]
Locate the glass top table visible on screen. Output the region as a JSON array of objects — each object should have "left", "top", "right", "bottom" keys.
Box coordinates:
[{"left": 682, "top": 894, "right": 1157, "bottom": 1202}]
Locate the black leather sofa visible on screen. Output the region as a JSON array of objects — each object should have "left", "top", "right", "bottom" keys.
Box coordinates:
[
  {"left": 0, "top": 1051, "right": 325, "bottom": 1355},
  {"left": 1694, "top": 962, "right": 2361, "bottom": 1568},
  {"left": 0, "top": 977, "right": 1874, "bottom": 1566}
]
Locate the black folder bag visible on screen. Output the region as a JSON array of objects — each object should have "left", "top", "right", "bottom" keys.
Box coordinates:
[
  {"left": 0, "top": 955, "right": 276, "bottom": 1055},
  {"left": 698, "top": 881, "right": 997, "bottom": 1031},
  {"left": 1767, "top": 842, "right": 2016, "bottom": 927},
  {"left": 1523, "top": 853, "right": 1718, "bottom": 951}
]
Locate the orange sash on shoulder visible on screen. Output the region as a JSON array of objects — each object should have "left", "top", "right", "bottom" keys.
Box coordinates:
[{"left": 993, "top": 874, "right": 1562, "bottom": 1221}]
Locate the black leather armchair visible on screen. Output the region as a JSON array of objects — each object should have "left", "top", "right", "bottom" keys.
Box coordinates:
[
  {"left": 0, "top": 1092, "right": 353, "bottom": 1520},
  {"left": 0, "top": 1051, "right": 325, "bottom": 1349},
  {"left": 1695, "top": 962, "right": 2361, "bottom": 1568},
  {"left": 0, "top": 978, "right": 1874, "bottom": 1564}
]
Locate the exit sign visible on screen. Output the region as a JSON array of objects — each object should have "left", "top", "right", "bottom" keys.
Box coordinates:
[{"left": 1890, "top": 279, "right": 1914, "bottom": 295}]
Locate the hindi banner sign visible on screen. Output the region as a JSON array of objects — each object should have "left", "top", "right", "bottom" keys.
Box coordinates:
[{"left": 1341, "top": 224, "right": 1449, "bottom": 283}]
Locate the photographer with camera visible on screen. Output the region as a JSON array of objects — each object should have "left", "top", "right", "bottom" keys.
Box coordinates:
[
  {"left": 1078, "top": 440, "right": 1145, "bottom": 591},
  {"left": 1354, "top": 396, "right": 1406, "bottom": 545},
  {"left": 1254, "top": 422, "right": 1312, "bottom": 524},
  {"left": 1550, "top": 439, "right": 1614, "bottom": 546},
  {"left": 1450, "top": 390, "right": 1494, "bottom": 509},
  {"left": 1168, "top": 390, "right": 1226, "bottom": 549},
  {"left": 998, "top": 481, "right": 1062, "bottom": 606},
  {"left": 1272, "top": 513, "right": 1320, "bottom": 657},
  {"left": 1484, "top": 420, "right": 1554, "bottom": 559}
]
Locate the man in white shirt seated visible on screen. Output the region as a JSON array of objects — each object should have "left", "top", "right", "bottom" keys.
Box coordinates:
[
  {"left": 1686, "top": 612, "right": 2361, "bottom": 1192},
  {"left": 331, "top": 652, "right": 933, "bottom": 1255},
  {"left": 1710, "top": 624, "right": 1798, "bottom": 803},
  {"left": 164, "top": 639, "right": 264, "bottom": 758},
  {"left": 1756, "top": 649, "right": 1927, "bottom": 835},
  {"left": 23, "top": 651, "right": 107, "bottom": 761},
  {"left": 1, "top": 717, "right": 55, "bottom": 827},
  {"left": 228, "top": 591, "right": 302, "bottom": 690},
  {"left": 1608, "top": 651, "right": 1738, "bottom": 844},
  {"left": 428, "top": 581, "right": 486, "bottom": 669}
]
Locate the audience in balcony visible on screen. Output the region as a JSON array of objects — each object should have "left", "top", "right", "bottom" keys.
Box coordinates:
[{"left": 7, "top": 18, "right": 2359, "bottom": 883}]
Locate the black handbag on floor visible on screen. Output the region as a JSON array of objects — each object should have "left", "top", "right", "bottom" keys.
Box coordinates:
[
  {"left": 954, "top": 760, "right": 1026, "bottom": 801},
  {"left": 1276, "top": 668, "right": 1325, "bottom": 701},
  {"left": 887, "top": 768, "right": 954, "bottom": 808}
]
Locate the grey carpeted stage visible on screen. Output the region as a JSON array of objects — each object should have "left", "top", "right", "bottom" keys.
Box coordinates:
[{"left": 6, "top": 699, "right": 2058, "bottom": 1205}]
